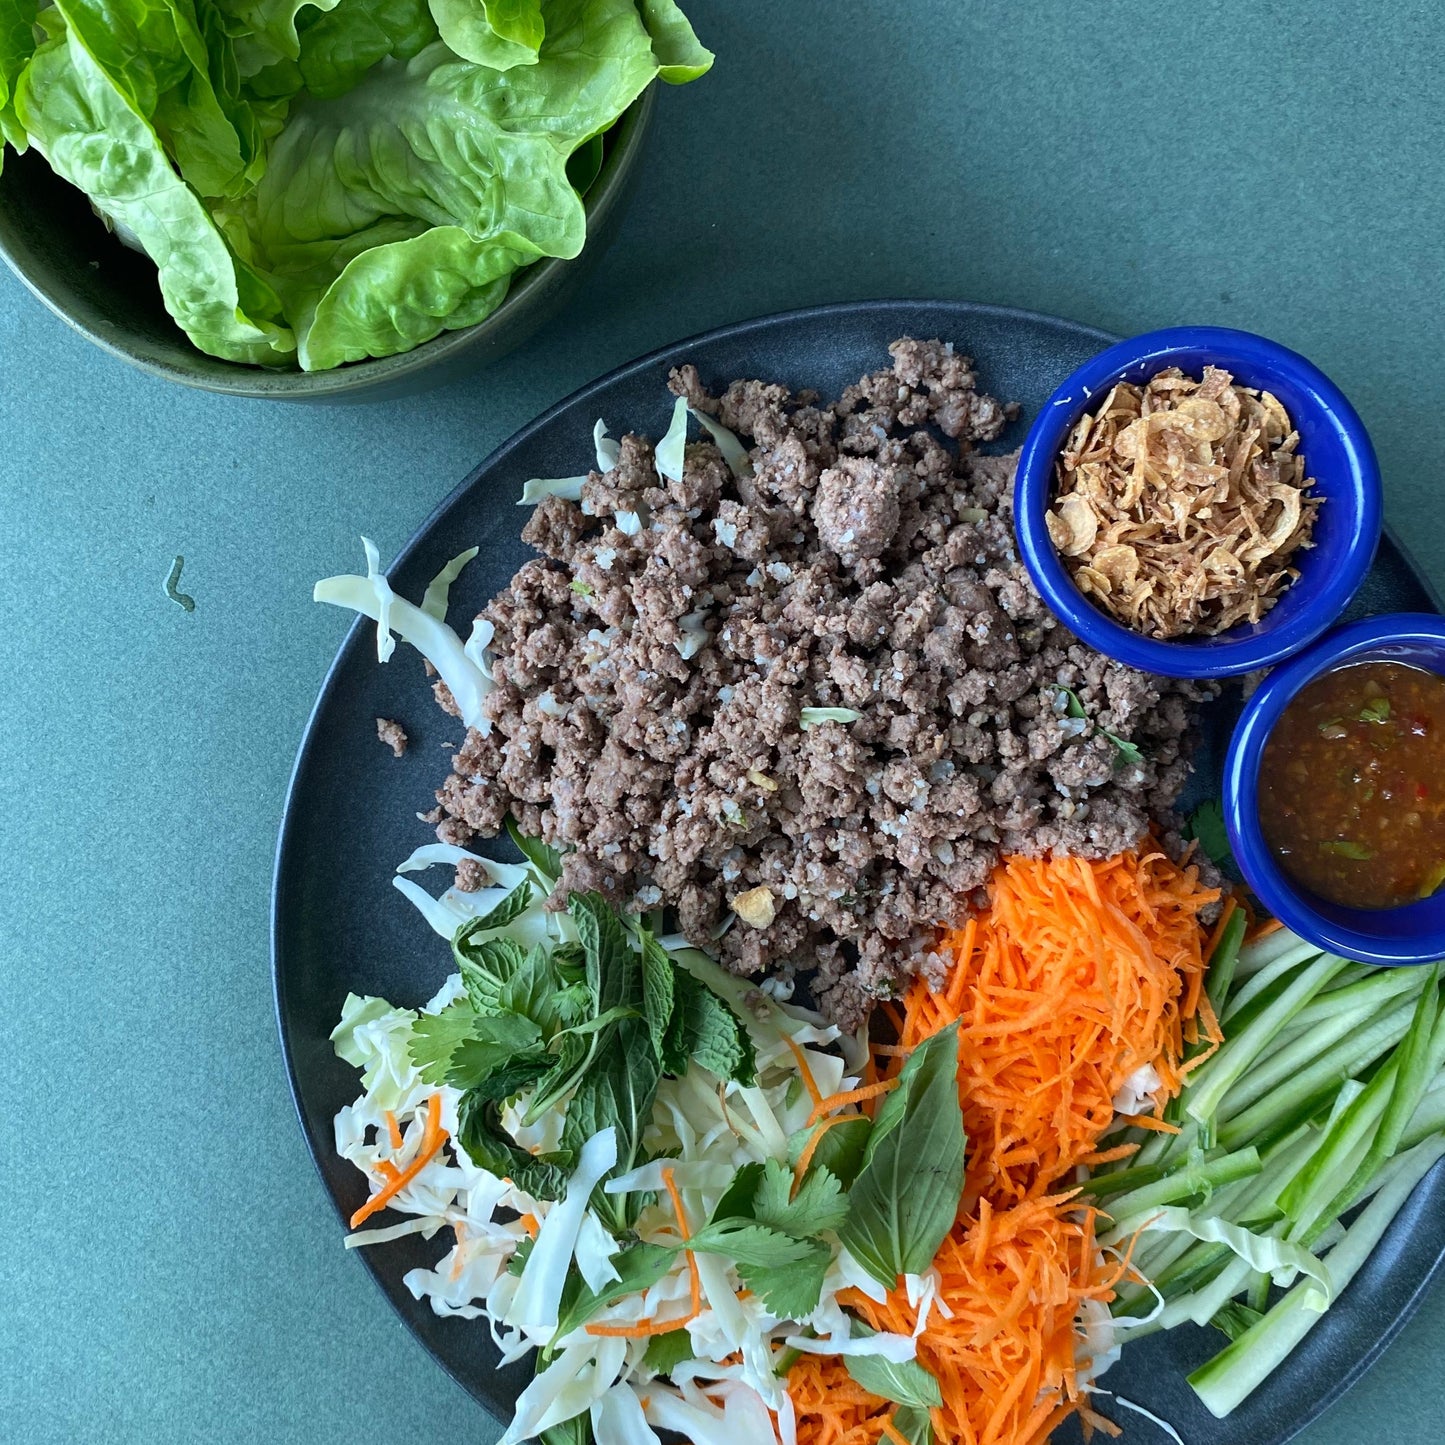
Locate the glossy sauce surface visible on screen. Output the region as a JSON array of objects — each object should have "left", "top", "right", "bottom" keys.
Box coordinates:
[{"left": 1258, "top": 661, "right": 1445, "bottom": 909}]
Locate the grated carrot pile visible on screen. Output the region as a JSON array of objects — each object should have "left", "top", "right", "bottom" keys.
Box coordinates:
[{"left": 792, "top": 849, "right": 1222, "bottom": 1445}]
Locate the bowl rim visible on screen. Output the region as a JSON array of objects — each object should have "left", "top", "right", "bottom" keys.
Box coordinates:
[
  {"left": 0, "top": 86, "right": 656, "bottom": 399},
  {"left": 1012, "top": 324, "right": 1383, "bottom": 679},
  {"left": 1223, "top": 611, "right": 1445, "bottom": 964}
]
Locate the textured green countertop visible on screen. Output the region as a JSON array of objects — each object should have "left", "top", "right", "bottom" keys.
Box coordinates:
[{"left": 4, "top": 1, "right": 1444, "bottom": 1441}]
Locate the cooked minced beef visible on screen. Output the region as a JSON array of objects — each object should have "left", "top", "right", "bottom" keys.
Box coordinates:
[
  {"left": 431, "top": 340, "right": 1214, "bottom": 1024},
  {"left": 376, "top": 717, "right": 408, "bottom": 758}
]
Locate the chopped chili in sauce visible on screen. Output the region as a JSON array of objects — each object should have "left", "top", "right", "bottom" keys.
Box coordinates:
[{"left": 1258, "top": 661, "right": 1445, "bottom": 909}]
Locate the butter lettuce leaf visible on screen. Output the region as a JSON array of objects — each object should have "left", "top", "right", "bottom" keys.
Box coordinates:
[
  {"left": 428, "top": 0, "right": 541, "bottom": 68},
  {"left": 635, "top": 0, "right": 710, "bottom": 82},
  {"left": 15, "top": 28, "right": 296, "bottom": 363},
  {"left": 0, "top": 0, "right": 38, "bottom": 157}
]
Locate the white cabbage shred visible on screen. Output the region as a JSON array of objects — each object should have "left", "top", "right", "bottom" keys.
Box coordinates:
[{"left": 314, "top": 538, "right": 495, "bottom": 734}]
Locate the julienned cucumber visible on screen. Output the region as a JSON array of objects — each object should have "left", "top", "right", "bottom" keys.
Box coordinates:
[{"left": 1088, "top": 924, "right": 1445, "bottom": 1417}]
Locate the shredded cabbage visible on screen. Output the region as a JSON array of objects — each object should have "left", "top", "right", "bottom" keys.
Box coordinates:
[
  {"left": 420, "top": 547, "right": 479, "bottom": 620},
  {"left": 799, "top": 707, "right": 863, "bottom": 729},
  {"left": 687, "top": 407, "right": 752, "bottom": 478},
  {"left": 594, "top": 420, "right": 620, "bottom": 472},
  {"left": 655, "top": 396, "right": 689, "bottom": 482},
  {"left": 314, "top": 539, "right": 494, "bottom": 732},
  {"left": 519, "top": 475, "right": 588, "bottom": 505}
]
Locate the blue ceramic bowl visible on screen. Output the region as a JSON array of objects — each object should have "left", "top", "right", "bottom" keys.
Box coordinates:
[
  {"left": 1224, "top": 613, "right": 1445, "bottom": 964},
  {"left": 1013, "top": 326, "right": 1383, "bottom": 678}
]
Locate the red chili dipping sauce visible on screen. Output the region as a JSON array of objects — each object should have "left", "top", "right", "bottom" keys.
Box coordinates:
[{"left": 1258, "top": 661, "right": 1445, "bottom": 909}]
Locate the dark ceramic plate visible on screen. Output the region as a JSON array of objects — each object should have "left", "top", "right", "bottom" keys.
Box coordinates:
[{"left": 273, "top": 300, "right": 1445, "bottom": 1443}]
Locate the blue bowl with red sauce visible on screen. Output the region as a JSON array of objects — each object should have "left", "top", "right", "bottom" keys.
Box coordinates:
[
  {"left": 1224, "top": 613, "right": 1445, "bottom": 964},
  {"left": 1013, "top": 326, "right": 1383, "bottom": 679}
]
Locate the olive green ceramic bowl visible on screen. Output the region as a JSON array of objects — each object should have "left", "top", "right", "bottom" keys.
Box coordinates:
[{"left": 0, "top": 88, "right": 654, "bottom": 402}]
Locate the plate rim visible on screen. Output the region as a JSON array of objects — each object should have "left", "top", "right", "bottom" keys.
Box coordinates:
[{"left": 271, "top": 297, "right": 1443, "bottom": 1439}]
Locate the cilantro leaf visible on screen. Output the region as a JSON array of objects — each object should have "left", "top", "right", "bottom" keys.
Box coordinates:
[
  {"left": 643, "top": 1327, "right": 696, "bottom": 1376},
  {"left": 1102, "top": 729, "right": 1144, "bottom": 768},
  {"left": 843, "top": 1325, "right": 943, "bottom": 1407},
  {"left": 839, "top": 1022, "right": 965, "bottom": 1290},
  {"left": 752, "top": 1159, "right": 849, "bottom": 1237},
  {"left": 789, "top": 1114, "right": 872, "bottom": 1188},
  {"left": 407, "top": 1003, "right": 482, "bottom": 1084},
  {"left": 1185, "top": 799, "right": 1240, "bottom": 879},
  {"left": 664, "top": 969, "right": 757, "bottom": 1083},
  {"left": 1359, "top": 696, "right": 1391, "bottom": 724},
  {"left": 506, "top": 1234, "right": 535, "bottom": 1278},
  {"left": 686, "top": 1219, "right": 833, "bottom": 1315},
  {"left": 505, "top": 815, "right": 565, "bottom": 884},
  {"left": 638, "top": 927, "right": 676, "bottom": 1061}
]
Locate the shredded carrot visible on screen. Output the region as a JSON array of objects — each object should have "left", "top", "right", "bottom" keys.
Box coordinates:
[
  {"left": 518, "top": 1213, "right": 540, "bottom": 1239},
  {"left": 1204, "top": 895, "right": 1239, "bottom": 964},
  {"left": 1116, "top": 1112, "right": 1182, "bottom": 1135},
  {"left": 805, "top": 1078, "right": 899, "bottom": 1128},
  {"left": 784, "top": 1035, "right": 824, "bottom": 1110},
  {"left": 350, "top": 1094, "right": 446, "bottom": 1228},
  {"left": 792, "top": 848, "right": 1225, "bottom": 1445},
  {"left": 383, "top": 1110, "right": 403, "bottom": 1151},
  {"left": 662, "top": 1166, "right": 702, "bottom": 1320}
]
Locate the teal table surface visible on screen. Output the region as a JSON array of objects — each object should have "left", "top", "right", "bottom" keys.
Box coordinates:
[{"left": 5, "top": 2, "right": 1445, "bottom": 1441}]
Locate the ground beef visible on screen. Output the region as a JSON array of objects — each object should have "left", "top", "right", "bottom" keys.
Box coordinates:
[
  {"left": 376, "top": 717, "right": 408, "bottom": 758},
  {"left": 431, "top": 340, "right": 1215, "bottom": 1024}
]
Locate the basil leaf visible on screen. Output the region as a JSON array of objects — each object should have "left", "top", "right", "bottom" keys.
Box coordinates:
[
  {"left": 889, "top": 1405, "right": 935, "bottom": 1445},
  {"left": 789, "top": 1114, "right": 872, "bottom": 1189},
  {"left": 839, "top": 1022, "right": 965, "bottom": 1289},
  {"left": 843, "top": 1326, "right": 943, "bottom": 1408},
  {"left": 539, "top": 1413, "right": 592, "bottom": 1445},
  {"left": 712, "top": 1161, "right": 766, "bottom": 1222},
  {"left": 551, "top": 1241, "right": 676, "bottom": 1338}
]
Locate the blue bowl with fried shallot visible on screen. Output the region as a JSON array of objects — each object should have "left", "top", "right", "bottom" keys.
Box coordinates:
[{"left": 1013, "top": 326, "right": 1382, "bottom": 679}]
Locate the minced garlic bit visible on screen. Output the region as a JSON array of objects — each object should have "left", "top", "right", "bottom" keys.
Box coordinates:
[
  {"left": 729, "top": 885, "right": 776, "bottom": 929},
  {"left": 1047, "top": 365, "right": 1321, "bottom": 640}
]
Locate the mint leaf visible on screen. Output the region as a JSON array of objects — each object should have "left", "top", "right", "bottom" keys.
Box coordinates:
[
  {"left": 639, "top": 928, "right": 676, "bottom": 1061},
  {"left": 506, "top": 815, "right": 564, "bottom": 884},
  {"left": 753, "top": 1159, "right": 849, "bottom": 1238},
  {"left": 843, "top": 1327, "right": 943, "bottom": 1408},
  {"left": 524, "top": 1031, "right": 592, "bottom": 1124},
  {"left": 466, "top": 877, "right": 534, "bottom": 932},
  {"left": 664, "top": 969, "right": 756, "bottom": 1083},
  {"left": 453, "top": 931, "right": 527, "bottom": 1014},
  {"left": 571, "top": 891, "right": 645, "bottom": 1016},
  {"left": 561, "top": 1016, "right": 661, "bottom": 1232},
  {"left": 455, "top": 1087, "right": 571, "bottom": 1201},
  {"left": 839, "top": 1022, "right": 965, "bottom": 1290},
  {"left": 789, "top": 1115, "right": 872, "bottom": 1189},
  {"left": 643, "top": 1327, "right": 695, "bottom": 1376}
]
